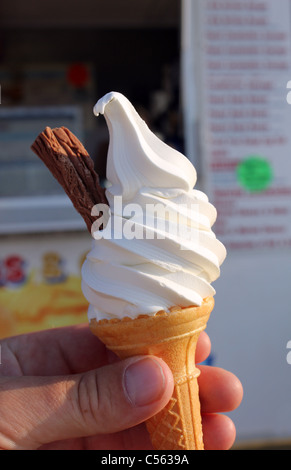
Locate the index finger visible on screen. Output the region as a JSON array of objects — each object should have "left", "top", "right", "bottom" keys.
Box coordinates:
[
  {"left": 196, "top": 331, "right": 211, "bottom": 364},
  {"left": 1, "top": 324, "right": 108, "bottom": 376}
]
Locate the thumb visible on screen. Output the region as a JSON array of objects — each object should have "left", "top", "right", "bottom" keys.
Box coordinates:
[{"left": 0, "top": 356, "right": 174, "bottom": 449}]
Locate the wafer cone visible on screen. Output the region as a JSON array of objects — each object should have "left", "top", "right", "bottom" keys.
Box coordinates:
[{"left": 89, "top": 296, "right": 214, "bottom": 450}]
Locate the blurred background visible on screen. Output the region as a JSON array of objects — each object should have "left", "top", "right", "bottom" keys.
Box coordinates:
[{"left": 0, "top": 0, "right": 291, "bottom": 450}]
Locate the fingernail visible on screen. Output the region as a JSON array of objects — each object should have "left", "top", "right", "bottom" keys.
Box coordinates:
[{"left": 123, "top": 357, "right": 166, "bottom": 407}]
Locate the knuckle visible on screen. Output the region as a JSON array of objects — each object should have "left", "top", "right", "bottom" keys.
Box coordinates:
[{"left": 74, "top": 371, "right": 103, "bottom": 429}]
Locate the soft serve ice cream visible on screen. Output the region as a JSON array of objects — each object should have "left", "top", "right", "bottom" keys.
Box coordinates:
[
  {"left": 31, "top": 94, "right": 228, "bottom": 450},
  {"left": 81, "top": 92, "right": 226, "bottom": 322}
]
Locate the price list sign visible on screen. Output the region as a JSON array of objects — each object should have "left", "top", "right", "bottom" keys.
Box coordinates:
[{"left": 197, "top": 0, "right": 291, "bottom": 250}]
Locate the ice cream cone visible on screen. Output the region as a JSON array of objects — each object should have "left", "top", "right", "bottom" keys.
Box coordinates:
[{"left": 89, "top": 296, "right": 214, "bottom": 450}]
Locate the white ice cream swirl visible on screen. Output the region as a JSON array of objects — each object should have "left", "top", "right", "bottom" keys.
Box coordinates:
[{"left": 82, "top": 92, "right": 226, "bottom": 321}]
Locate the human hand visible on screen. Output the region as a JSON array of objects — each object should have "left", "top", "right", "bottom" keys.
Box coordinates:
[{"left": 0, "top": 325, "right": 242, "bottom": 450}]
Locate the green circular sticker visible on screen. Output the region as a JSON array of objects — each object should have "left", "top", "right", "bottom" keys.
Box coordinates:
[{"left": 236, "top": 156, "right": 273, "bottom": 193}]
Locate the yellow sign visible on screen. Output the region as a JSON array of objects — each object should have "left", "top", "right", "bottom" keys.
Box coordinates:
[{"left": 0, "top": 234, "right": 90, "bottom": 339}]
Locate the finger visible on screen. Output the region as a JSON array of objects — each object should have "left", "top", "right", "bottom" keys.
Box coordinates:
[
  {"left": 2, "top": 324, "right": 109, "bottom": 376},
  {"left": 0, "top": 356, "right": 174, "bottom": 450},
  {"left": 85, "top": 423, "right": 153, "bottom": 451},
  {"left": 198, "top": 365, "right": 243, "bottom": 413},
  {"left": 196, "top": 331, "right": 211, "bottom": 364},
  {"left": 202, "top": 413, "right": 236, "bottom": 450},
  {"left": 39, "top": 423, "right": 153, "bottom": 450}
]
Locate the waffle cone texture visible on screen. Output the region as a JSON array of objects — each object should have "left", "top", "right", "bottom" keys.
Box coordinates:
[{"left": 89, "top": 296, "right": 214, "bottom": 450}]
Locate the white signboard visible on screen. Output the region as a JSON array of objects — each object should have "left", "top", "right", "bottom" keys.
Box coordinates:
[
  {"left": 181, "top": 0, "right": 291, "bottom": 447},
  {"left": 196, "top": 0, "right": 291, "bottom": 251}
]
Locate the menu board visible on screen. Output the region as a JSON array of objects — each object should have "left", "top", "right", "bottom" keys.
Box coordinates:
[{"left": 197, "top": 0, "right": 291, "bottom": 250}]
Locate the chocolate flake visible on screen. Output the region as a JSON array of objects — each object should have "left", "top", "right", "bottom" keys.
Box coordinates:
[{"left": 31, "top": 126, "right": 108, "bottom": 232}]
